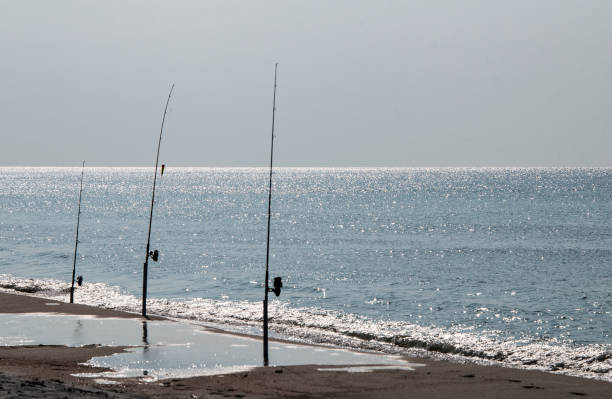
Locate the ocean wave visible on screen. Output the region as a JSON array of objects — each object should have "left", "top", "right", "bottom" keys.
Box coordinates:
[{"left": 0, "top": 274, "right": 609, "bottom": 381}]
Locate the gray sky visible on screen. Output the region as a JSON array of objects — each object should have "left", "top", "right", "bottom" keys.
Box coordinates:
[{"left": 1, "top": 0, "right": 611, "bottom": 167}]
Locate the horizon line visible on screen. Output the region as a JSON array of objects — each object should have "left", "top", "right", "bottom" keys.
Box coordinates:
[{"left": 1, "top": 165, "right": 611, "bottom": 169}]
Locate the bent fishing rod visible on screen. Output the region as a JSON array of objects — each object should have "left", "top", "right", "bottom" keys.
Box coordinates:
[
  {"left": 142, "top": 83, "right": 174, "bottom": 317},
  {"left": 70, "top": 160, "right": 85, "bottom": 303},
  {"left": 263, "top": 63, "right": 283, "bottom": 366}
]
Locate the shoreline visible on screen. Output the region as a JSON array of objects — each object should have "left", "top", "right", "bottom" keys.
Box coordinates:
[{"left": 0, "top": 291, "right": 610, "bottom": 398}]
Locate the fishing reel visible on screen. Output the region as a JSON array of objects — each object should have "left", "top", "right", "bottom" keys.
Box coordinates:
[
  {"left": 268, "top": 277, "right": 283, "bottom": 297},
  {"left": 149, "top": 249, "right": 159, "bottom": 262}
]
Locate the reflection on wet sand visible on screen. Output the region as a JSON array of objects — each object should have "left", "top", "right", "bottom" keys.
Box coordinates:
[
  {"left": 0, "top": 313, "right": 423, "bottom": 380},
  {"left": 142, "top": 320, "right": 149, "bottom": 347}
]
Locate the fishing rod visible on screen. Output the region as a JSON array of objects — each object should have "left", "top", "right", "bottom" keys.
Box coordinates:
[
  {"left": 70, "top": 160, "right": 85, "bottom": 304},
  {"left": 142, "top": 83, "right": 174, "bottom": 318},
  {"left": 263, "top": 63, "right": 283, "bottom": 366}
]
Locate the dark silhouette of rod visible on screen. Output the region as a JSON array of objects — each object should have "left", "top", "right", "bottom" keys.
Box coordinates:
[
  {"left": 142, "top": 320, "right": 149, "bottom": 348},
  {"left": 70, "top": 160, "right": 85, "bottom": 304},
  {"left": 142, "top": 84, "right": 174, "bottom": 317},
  {"left": 263, "top": 63, "right": 278, "bottom": 366}
]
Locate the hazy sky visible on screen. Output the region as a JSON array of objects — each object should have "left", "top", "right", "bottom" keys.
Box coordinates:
[{"left": 1, "top": 1, "right": 611, "bottom": 167}]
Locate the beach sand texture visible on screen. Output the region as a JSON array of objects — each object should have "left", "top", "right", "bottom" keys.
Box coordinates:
[{"left": 1, "top": 291, "right": 610, "bottom": 398}]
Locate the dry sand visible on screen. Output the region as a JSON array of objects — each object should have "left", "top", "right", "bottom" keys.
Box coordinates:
[{"left": 0, "top": 291, "right": 610, "bottom": 398}]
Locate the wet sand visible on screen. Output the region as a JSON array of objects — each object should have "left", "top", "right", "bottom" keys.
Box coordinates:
[
  {"left": 0, "top": 290, "right": 164, "bottom": 319},
  {"left": 0, "top": 291, "right": 610, "bottom": 398}
]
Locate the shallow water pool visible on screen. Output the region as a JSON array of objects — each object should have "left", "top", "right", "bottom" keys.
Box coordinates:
[{"left": 0, "top": 313, "right": 423, "bottom": 380}]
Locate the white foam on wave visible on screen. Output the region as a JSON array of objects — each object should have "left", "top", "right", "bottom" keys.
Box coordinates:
[{"left": 0, "top": 274, "right": 609, "bottom": 381}]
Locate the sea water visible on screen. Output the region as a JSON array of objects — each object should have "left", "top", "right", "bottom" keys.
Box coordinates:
[{"left": 0, "top": 167, "right": 610, "bottom": 379}]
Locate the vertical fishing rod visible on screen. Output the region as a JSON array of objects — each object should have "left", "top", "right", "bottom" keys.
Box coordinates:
[
  {"left": 70, "top": 160, "right": 85, "bottom": 304},
  {"left": 142, "top": 83, "right": 174, "bottom": 317},
  {"left": 263, "top": 63, "right": 279, "bottom": 366}
]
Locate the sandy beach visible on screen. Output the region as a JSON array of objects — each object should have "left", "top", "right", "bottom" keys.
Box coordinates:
[{"left": 0, "top": 291, "right": 610, "bottom": 398}]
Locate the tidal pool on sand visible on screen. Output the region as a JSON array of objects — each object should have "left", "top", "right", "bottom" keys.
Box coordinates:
[{"left": 0, "top": 313, "right": 423, "bottom": 380}]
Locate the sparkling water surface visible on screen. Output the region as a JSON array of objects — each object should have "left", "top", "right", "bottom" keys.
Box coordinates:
[{"left": 0, "top": 167, "right": 610, "bottom": 379}]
